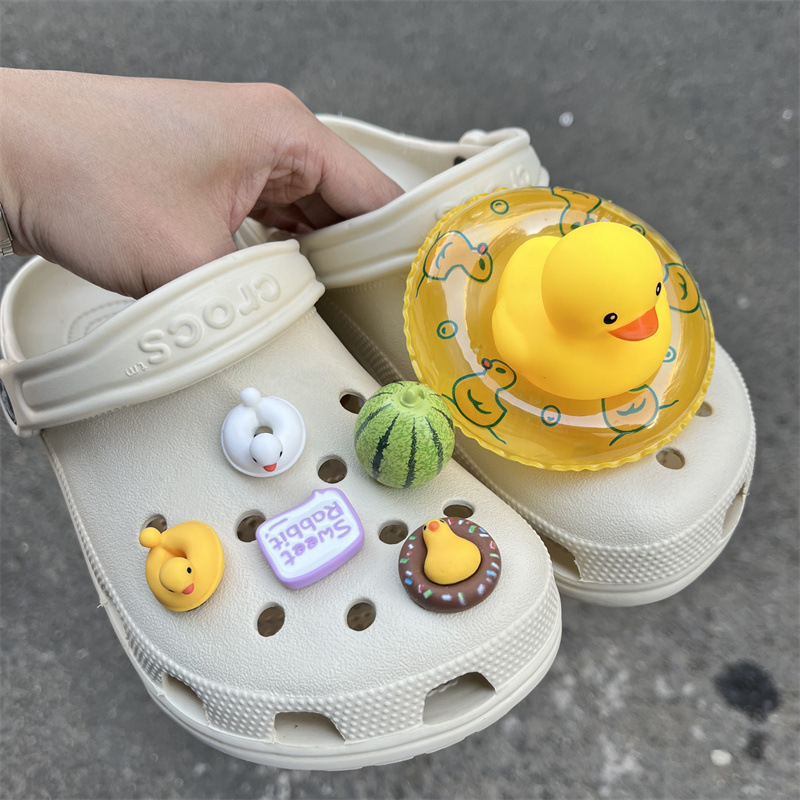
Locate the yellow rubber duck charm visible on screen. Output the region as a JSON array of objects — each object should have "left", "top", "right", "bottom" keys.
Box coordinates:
[
  {"left": 492, "top": 221, "right": 672, "bottom": 400},
  {"left": 139, "top": 521, "right": 225, "bottom": 611}
]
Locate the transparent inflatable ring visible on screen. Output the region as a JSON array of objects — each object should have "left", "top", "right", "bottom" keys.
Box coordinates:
[{"left": 403, "top": 187, "right": 715, "bottom": 471}]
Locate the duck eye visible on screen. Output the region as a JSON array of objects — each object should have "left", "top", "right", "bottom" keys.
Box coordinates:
[
  {"left": 253, "top": 457, "right": 258, "bottom": 462},
  {"left": 187, "top": 567, "right": 192, "bottom": 574},
  {"left": 656, "top": 282, "right": 662, "bottom": 296},
  {"left": 604, "top": 313, "right": 618, "bottom": 325}
]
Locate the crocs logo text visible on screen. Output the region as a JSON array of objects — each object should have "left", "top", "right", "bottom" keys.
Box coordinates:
[
  {"left": 135, "top": 275, "right": 281, "bottom": 368},
  {"left": 434, "top": 166, "right": 533, "bottom": 221}
]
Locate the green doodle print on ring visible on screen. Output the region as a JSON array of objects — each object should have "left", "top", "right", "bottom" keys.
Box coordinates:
[
  {"left": 444, "top": 358, "right": 516, "bottom": 444},
  {"left": 436, "top": 320, "right": 458, "bottom": 340},
  {"left": 416, "top": 230, "right": 493, "bottom": 297},
  {"left": 602, "top": 385, "right": 680, "bottom": 446},
  {"left": 490, "top": 198, "right": 510, "bottom": 215}
]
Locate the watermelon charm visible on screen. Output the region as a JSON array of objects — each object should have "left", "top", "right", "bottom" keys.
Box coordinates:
[{"left": 354, "top": 382, "right": 455, "bottom": 489}]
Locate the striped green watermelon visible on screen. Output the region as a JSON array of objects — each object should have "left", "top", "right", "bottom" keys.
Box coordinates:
[{"left": 354, "top": 382, "right": 455, "bottom": 489}]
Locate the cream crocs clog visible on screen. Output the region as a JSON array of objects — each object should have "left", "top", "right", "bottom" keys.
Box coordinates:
[
  {"left": 0, "top": 242, "right": 561, "bottom": 769},
  {"left": 236, "top": 116, "right": 756, "bottom": 607}
]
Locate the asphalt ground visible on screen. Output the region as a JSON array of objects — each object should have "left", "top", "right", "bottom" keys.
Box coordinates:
[{"left": 1, "top": 2, "right": 798, "bottom": 799}]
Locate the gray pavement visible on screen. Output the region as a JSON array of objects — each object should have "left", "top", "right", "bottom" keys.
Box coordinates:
[{"left": 1, "top": 2, "right": 798, "bottom": 799}]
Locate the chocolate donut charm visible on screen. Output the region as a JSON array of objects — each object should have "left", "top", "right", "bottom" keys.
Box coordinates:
[{"left": 398, "top": 517, "right": 501, "bottom": 612}]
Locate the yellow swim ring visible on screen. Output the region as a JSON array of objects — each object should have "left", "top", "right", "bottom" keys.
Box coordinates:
[{"left": 403, "top": 187, "right": 715, "bottom": 471}]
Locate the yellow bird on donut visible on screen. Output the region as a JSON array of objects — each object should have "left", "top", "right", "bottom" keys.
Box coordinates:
[{"left": 139, "top": 521, "right": 224, "bottom": 611}]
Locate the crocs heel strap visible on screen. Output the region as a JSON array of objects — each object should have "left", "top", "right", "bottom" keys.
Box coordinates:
[
  {"left": 0, "top": 241, "right": 323, "bottom": 436},
  {"left": 301, "top": 119, "right": 550, "bottom": 289}
]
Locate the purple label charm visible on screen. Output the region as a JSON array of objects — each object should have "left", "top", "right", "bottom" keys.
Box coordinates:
[{"left": 256, "top": 488, "right": 364, "bottom": 588}]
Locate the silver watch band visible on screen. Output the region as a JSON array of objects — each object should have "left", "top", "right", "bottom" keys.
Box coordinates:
[{"left": 0, "top": 202, "right": 14, "bottom": 257}]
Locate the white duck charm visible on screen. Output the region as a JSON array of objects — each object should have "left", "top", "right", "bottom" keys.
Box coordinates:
[{"left": 221, "top": 388, "right": 306, "bottom": 477}]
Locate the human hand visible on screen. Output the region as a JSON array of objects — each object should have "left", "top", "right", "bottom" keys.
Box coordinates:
[{"left": 0, "top": 69, "right": 402, "bottom": 297}]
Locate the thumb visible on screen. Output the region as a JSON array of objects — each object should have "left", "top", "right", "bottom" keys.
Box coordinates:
[{"left": 312, "top": 122, "right": 404, "bottom": 219}]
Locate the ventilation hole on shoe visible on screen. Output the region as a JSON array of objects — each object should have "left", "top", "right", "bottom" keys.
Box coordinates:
[
  {"left": 379, "top": 521, "right": 409, "bottom": 544},
  {"left": 257, "top": 605, "right": 285, "bottom": 637},
  {"left": 274, "top": 712, "right": 345, "bottom": 746},
  {"left": 423, "top": 672, "right": 496, "bottom": 725},
  {"left": 443, "top": 503, "right": 474, "bottom": 519},
  {"left": 722, "top": 484, "right": 747, "bottom": 538},
  {"left": 255, "top": 425, "right": 273, "bottom": 436},
  {"left": 162, "top": 674, "right": 206, "bottom": 723},
  {"left": 347, "top": 601, "right": 376, "bottom": 631},
  {"left": 318, "top": 457, "right": 347, "bottom": 484},
  {"left": 339, "top": 392, "right": 366, "bottom": 414},
  {"left": 539, "top": 535, "right": 581, "bottom": 581},
  {"left": 143, "top": 514, "right": 168, "bottom": 533},
  {"left": 656, "top": 448, "right": 685, "bottom": 470},
  {"left": 696, "top": 401, "right": 713, "bottom": 417},
  {"left": 453, "top": 156, "right": 467, "bottom": 165},
  {"left": 237, "top": 512, "right": 266, "bottom": 543}
]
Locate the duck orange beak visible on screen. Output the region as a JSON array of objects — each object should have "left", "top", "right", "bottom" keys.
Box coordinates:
[
  {"left": 264, "top": 463, "right": 277, "bottom": 472},
  {"left": 610, "top": 306, "right": 659, "bottom": 341},
  {"left": 182, "top": 583, "right": 194, "bottom": 595}
]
